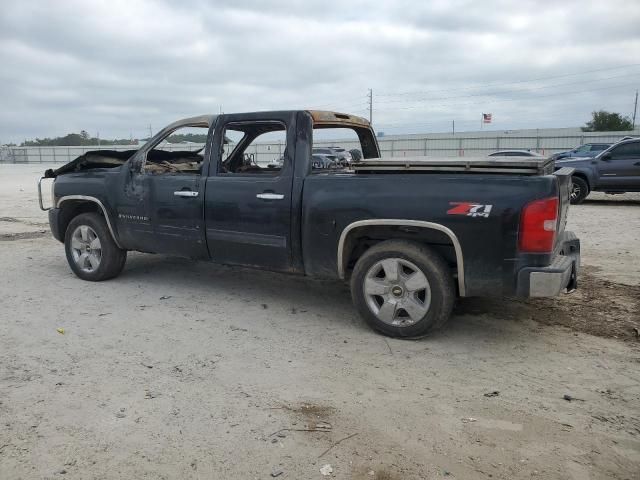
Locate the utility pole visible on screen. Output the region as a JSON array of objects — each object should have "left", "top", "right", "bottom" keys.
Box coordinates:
[
  {"left": 148, "top": 124, "right": 153, "bottom": 139},
  {"left": 452, "top": 120, "right": 455, "bottom": 135},
  {"left": 633, "top": 90, "right": 638, "bottom": 129},
  {"left": 97, "top": 131, "right": 100, "bottom": 146},
  {"left": 367, "top": 88, "right": 373, "bottom": 124}
]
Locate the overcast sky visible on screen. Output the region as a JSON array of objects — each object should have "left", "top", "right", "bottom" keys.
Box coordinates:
[{"left": 1, "top": 0, "right": 639, "bottom": 143}]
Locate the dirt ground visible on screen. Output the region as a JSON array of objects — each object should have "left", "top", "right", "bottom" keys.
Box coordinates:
[{"left": 1, "top": 164, "right": 639, "bottom": 480}]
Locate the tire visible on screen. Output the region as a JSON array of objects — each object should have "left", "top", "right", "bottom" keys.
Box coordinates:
[
  {"left": 350, "top": 240, "right": 455, "bottom": 338},
  {"left": 570, "top": 176, "right": 589, "bottom": 205},
  {"left": 64, "top": 213, "right": 127, "bottom": 281}
]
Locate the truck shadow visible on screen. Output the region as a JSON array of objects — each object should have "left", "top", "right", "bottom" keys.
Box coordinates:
[
  {"left": 117, "top": 254, "right": 545, "bottom": 344},
  {"left": 453, "top": 267, "right": 639, "bottom": 342}
]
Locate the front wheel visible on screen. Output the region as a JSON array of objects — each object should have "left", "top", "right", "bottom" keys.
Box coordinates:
[
  {"left": 570, "top": 176, "right": 589, "bottom": 204},
  {"left": 350, "top": 240, "right": 455, "bottom": 338},
  {"left": 64, "top": 213, "right": 127, "bottom": 281}
]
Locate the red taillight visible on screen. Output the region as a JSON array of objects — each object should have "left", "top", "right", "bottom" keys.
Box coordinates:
[{"left": 519, "top": 197, "right": 559, "bottom": 253}]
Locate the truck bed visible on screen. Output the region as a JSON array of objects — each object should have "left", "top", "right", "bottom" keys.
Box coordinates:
[{"left": 352, "top": 156, "right": 555, "bottom": 175}]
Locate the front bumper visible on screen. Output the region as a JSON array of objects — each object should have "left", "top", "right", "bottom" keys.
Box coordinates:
[{"left": 516, "top": 231, "right": 580, "bottom": 297}]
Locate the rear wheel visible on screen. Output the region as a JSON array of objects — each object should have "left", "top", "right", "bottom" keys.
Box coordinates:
[
  {"left": 350, "top": 240, "right": 455, "bottom": 338},
  {"left": 570, "top": 176, "right": 589, "bottom": 204},
  {"left": 64, "top": 213, "right": 126, "bottom": 281}
]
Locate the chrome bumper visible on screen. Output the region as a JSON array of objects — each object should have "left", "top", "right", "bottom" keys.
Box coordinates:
[{"left": 517, "top": 232, "right": 580, "bottom": 297}]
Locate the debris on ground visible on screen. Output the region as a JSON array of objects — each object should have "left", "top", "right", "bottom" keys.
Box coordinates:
[
  {"left": 270, "top": 421, "right": 333, "bottom": 437},
  {"left": 461, "top": 417, "right": 477, "bottom": 423},
  {"left": 56, "top": 328, "right": 65, "bottom": 335},
  {"left": 159, "top": 296, "right": 171, "bottom": 300},
  {"left": 563, "top": 394, "right": 585, "bottom": 402},
  {"left": 319, "top": 464, "right": 333, "bottom": 476},
  {"left": 318, "top": 432, "right": 358, "bottom": 458},
  {"left": 271, "top": 469, "right": 284, "bottom": 477},
  {"left": 484, "top": 391, "right": 500, "bottom": 397}
]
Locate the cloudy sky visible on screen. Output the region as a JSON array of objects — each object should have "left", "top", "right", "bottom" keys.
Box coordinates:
[{"left": 1, "top": 0, "right": 639, "bottom": 143}]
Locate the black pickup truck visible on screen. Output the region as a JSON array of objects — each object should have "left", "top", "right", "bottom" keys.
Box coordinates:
[{"left": 39, "top": 110, "right": 580, "bottom": 338}]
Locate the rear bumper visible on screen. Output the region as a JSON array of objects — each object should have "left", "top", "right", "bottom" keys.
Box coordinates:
[{"left": 516, "top": 231, "right": 580, "bottom": 297}]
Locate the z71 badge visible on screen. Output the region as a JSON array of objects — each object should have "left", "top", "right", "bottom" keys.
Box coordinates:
[{"left": 447, "top": 202, "right": 493, "bottom": 218}]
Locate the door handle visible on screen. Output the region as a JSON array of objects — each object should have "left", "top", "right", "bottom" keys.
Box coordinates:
[
  {"left": 256, "top": 193, "right": 284, "bottom": 200},
  {"left": 174, "top": 191, "right": 198, "bottom": 197}
]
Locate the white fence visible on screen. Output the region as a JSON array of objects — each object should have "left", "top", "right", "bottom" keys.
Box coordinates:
[{"left": 2, "top": 127, "right": 639, "bottom": 164}]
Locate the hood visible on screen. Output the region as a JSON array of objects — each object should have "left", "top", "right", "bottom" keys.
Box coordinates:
[{"left": 554, "top": 156, "right": 592, "bottom": 164}]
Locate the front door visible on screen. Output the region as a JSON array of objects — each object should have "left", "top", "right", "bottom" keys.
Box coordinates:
[
  {"left": 597, "top": 141, "right": 640, "bottom": 189},
  {"left": 117, "top": 123, "right": 210, "bottom": 257},
  {"left": 204, "top": 112, "right": 296, "bottom": 271},
  {"left": 145, "top": 173, "right": 206, "bottom": 256}
]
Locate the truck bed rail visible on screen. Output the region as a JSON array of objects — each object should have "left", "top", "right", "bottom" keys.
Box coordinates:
[{"left": 353, "top": 156, "right": 555, "bottom": 175}]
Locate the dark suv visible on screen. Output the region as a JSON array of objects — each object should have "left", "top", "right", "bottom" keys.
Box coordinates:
[{"left": 554, "top": 138, "right": 640, "bottom": 203}]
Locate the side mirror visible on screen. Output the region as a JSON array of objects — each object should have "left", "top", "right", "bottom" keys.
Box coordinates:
[{"left": 601, "top": 152, "right": 612, "bottom": 161}]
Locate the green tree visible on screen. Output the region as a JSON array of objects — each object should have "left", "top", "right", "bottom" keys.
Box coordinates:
[
  {"left": 582, "top": 110, "right": 633, "bottom": 132},
  {"left": 21, "top": 133, "right": 138, "bottom": 147}
]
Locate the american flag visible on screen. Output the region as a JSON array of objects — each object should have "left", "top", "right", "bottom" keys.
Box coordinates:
[{"left": 482, "top": 113, "right": 492, "bottom": 124}]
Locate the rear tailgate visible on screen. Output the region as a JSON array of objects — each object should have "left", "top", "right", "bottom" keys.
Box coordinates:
[{"left": 553, "top": 167, "right": 573, "bottom": 247}]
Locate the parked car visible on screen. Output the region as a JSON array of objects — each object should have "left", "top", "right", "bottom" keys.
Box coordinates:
[
  {"left": 40, "top": 110, "right": 580, "bottom": 338},
  {"left": 551, "top": 143, "right": 611, "bottom": 160},
  {"left": 328, "top": 146, "right": 353, "bottom": 164},
  {"left": 311, "top": 154, "right": 339, "bottom": 169},
  {"left": 488, "top": 150, "right": 544, "bottom": 157},
  {"left": 313, "top": 147, "right": 345, "bottom": 166},
  {"left": 554, "top": 137, "right": 640, "bottom": 204}
]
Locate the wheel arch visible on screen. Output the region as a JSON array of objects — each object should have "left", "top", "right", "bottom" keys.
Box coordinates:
[
  {"left": 337, "top": 219, "right": 466, "bottom": 296},
  {"left": 57, "top": 196, "right": 122, "bottom": 248},
  {"left": 572, "top": 170, "right": 592, "bottom": 189}
]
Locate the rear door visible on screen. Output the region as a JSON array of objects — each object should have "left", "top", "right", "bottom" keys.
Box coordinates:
[
  {"left": 204, "top": 112, "right": 297, "bottom": 271},
  {"left": 596, "top": 141, "right": 640, "bottom": 189}
]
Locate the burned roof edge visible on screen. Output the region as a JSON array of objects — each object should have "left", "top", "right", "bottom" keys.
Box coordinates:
[{"left": 306, "top": 110, "right": 371, "bottom": 127}]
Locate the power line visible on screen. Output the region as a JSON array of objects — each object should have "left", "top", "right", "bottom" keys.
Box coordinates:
[
  {"left": 376, "top": 63, "right": 640, "bottom": 97},
  {"left": 375, "top": 82, "right": 639, "bottom": 112},
  {"left": 375, "top": 72, "right": 640, "bottom": 105},
  {"left": 303, "top": 66, "right": 640, "bottom": 119},
  {"left": 375, "top": 101, "right": 632, "bottom": 129}
]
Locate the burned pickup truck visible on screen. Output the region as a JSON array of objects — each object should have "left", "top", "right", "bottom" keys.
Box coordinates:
[{"left": 39, "top": 110, "right": 580, "bottom": 338}]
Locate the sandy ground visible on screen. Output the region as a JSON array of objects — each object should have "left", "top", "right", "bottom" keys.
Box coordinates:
[{"left": 0, "top": 164, "right": 639, "bottom": 480}]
